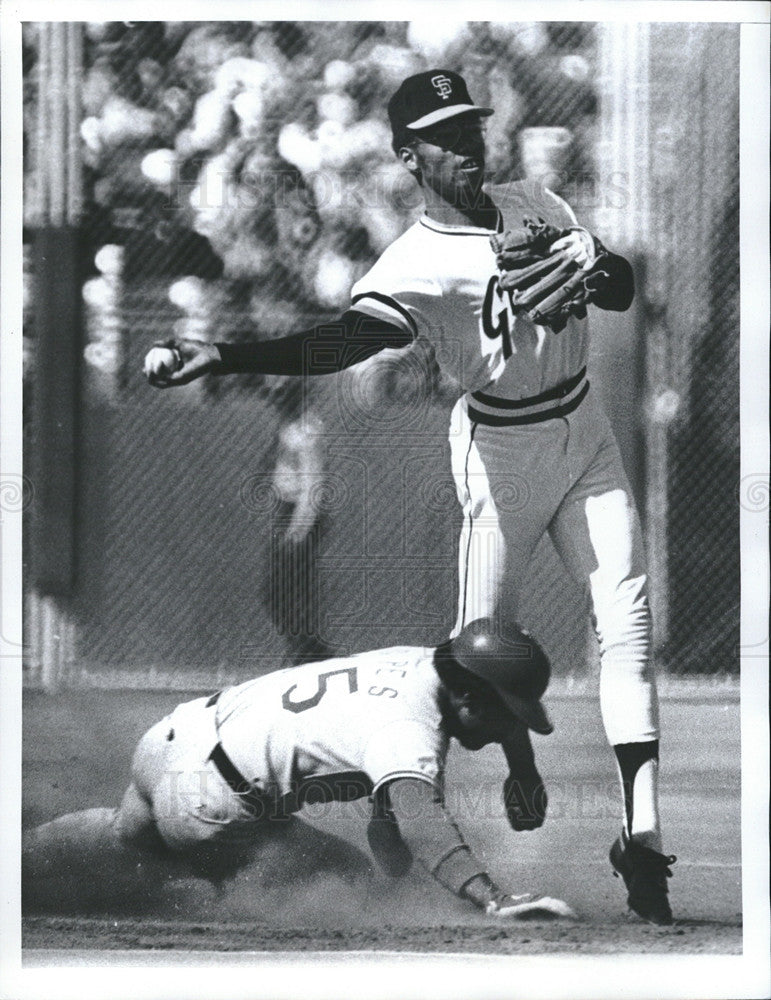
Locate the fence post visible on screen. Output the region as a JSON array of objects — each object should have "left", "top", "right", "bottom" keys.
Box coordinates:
[{"left": 28, "top": 22, "right": 84, "bottom": 690}]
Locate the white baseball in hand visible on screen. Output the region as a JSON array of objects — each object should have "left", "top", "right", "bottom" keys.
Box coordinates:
[{"left": 144, "top": 346, "right": 181, "bottom": 379}]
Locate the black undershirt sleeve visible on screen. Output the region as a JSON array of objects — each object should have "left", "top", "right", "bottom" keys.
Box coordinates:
[
  {"left": 215, "top": 310, "right": 413, "bottom": 376},
  {"left": 592, "top": 251, "right": 635, "bottom": 312}
]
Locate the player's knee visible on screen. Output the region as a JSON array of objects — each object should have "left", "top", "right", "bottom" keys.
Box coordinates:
[{"left": 592, "top": 575, "right": 650, "bottom": 641}]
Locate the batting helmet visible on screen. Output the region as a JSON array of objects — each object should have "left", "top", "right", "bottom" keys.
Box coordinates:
[{"left": 448, "top": 618, "right": 553, "bottom": 734}]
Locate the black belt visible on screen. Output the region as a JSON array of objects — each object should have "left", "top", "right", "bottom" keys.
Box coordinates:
[
  {"left": 471, "top": 367, "right": 587, "bottom": 410},
  {"left": 206, "top": 691, "right": 271, "bottom": 818},
  {"left": 208, "top": 742, "right": 271, "bottom": 818},
  {"left": 204, "top": 692, "right": 372, "bottom": 817},
  {"left": 468, "top": 380, "right": 589, "bottom": 427}
]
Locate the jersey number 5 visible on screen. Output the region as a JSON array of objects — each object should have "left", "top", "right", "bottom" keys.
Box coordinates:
[{"left": 282, "top": 666, "right": 359, "bottom": 714}]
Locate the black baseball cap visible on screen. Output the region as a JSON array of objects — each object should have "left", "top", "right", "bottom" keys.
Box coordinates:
[
  {"left": 388, "top": 69, "right": 493, "bottom": 134},
  {"left": 447, "top": 618, "right": 553, "bottom": 734}
]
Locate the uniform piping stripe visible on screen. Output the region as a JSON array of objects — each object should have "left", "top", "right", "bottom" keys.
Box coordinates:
[
  {"left": 418, "top": 209, "right": 503, "bottom": 236},
  {"left": 351, "top": 292, "right": 418, "bottom": 339},
  {"left": 460, "top": 421, "right": 478, "bottom": 629},
  {"left": 372, "top": 772, "right": 439, "bottom": 797},
  {"left": 472, "top": 367, "right": 587, "bottom": 410},
  {"left": 468, "top": 381, "right": 590, "bottom": 426}
]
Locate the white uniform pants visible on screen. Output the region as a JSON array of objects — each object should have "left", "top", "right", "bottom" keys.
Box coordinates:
[
  {"left": 449, "top": 388, "right": 659, "bottom": 746},
  {"left": 130, "top": 696, "right": 259, "bottom": 852}
]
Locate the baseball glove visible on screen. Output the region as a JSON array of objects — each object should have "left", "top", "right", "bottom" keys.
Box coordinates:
[{"left": 490, "top": 218, "right": 611, "bottom": 333}]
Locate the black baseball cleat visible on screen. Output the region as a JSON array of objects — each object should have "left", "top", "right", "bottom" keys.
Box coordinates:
[{"left": 610, "top": 834, "right": 677, "bottom": 925}]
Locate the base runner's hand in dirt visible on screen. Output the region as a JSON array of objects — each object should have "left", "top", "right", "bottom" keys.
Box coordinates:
[
  {"left": 144, "top": 339, "right": 221, "bottom": 388},
  {"left": 461, "top": 874, "right": 576, "bottom": 920},
  {"left": 486, "top": 892, "right": 577, "bottom": 920}
]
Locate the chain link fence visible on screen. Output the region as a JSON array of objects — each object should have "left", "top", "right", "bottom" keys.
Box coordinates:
[{"left": 21, "top": 21, "right": 740, "bottom": 684}]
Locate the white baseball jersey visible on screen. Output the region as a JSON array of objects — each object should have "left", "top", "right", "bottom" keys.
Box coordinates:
[
  {"left": 213, "top": 646, "right": 448, "bottom": 805},
  {"left": 350, "top": 180, "right": 585, "bottom": 399}
]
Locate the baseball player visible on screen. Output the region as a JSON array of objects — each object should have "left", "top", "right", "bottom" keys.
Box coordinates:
[
  {"left": 262, "top": 380, "right": 334, "bottom": 664},
  {"left": 145, "top": 70, "right": 676, "bottom": 924},
  {"left": 24, "top": 620, "right": 574, "bottom": 920}
]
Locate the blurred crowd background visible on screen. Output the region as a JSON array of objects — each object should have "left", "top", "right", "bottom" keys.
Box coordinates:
[
  {"left": 20, "top": 21, "right": 741, "bottom": 687},
  {"left": 24, "top": 21, "right": 602, "bottom": 342}
]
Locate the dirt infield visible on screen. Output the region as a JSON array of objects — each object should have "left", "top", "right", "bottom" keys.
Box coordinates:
[
  {"left": 21, "top": 687, "right": 742, "bottom": 956},
  {"left": 23, "top": 914, "right": 740, "bottom": 954}
]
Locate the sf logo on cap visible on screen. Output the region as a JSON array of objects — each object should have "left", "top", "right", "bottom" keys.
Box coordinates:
[{"left": 431, "top": 75, "right": 453, "bottom": 100}]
